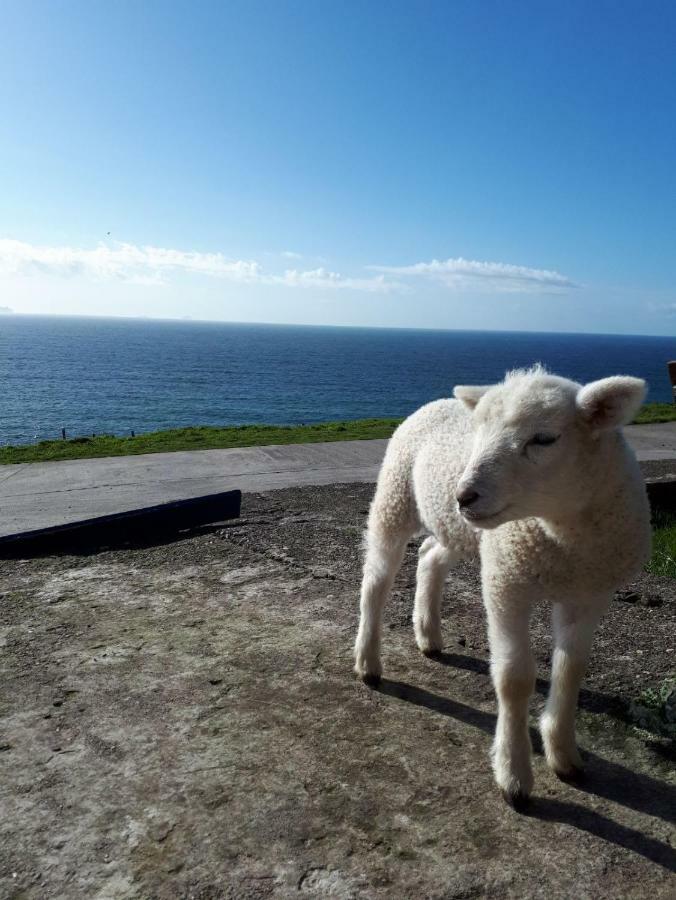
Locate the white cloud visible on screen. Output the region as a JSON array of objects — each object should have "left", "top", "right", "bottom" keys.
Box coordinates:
[
  {"left": 281, "top": 250, "right": 303, "bottom": 260},
  {"left": 0, "top": 239, "right": 575, "bottom": 297},
  {"left": 0, "top": 238, "right": 391, "bottom": 292},
  {"left": 274, "top": 267, "right": 390, "bottom": 293},
  {"left": 0, "top": 238, "right": 263, "bottom": 284},
  {"left": 370, "top": 256, "right": 577, "bottom": 293}
]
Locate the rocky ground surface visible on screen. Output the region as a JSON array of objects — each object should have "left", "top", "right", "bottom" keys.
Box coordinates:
[{"left": 0, "top": 482, "right": 674, "bottom": 899}]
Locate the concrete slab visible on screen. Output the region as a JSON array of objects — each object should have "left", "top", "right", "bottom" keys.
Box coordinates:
[
  {"left": 1, "top": 421, "right": 675, "bottom": 538},
  {"left": 0, "top": 440, "right": 388, "bottom": 537},
  {"left": 624, "top": 421, "right": 676, "bottom": 460}
]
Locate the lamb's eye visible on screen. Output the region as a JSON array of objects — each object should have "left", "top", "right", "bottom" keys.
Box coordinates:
[{"left": 527, "top": 433, "right": 559, "bottom": 447}]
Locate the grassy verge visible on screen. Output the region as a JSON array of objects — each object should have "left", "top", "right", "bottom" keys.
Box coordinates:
[
  {"left": 0, "top": 419, "right": 404, "bottom": 465},
  {"left": 630, "top": 677, "right": 675, "bottom": 738},
  {"left": 0, "top": 401, "right": 673, "bottom": 465},
  {"left": 633, "top": 403, "right": 676, "bottom": 424},
  {"left": 647, "top": 512, "right": 676, "bottom": 578}
]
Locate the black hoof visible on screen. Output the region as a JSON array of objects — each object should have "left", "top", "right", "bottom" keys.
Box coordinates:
[
  {"left": 361, "top": 672, "right": 381, "bottom": 688},
  {"left": 554, "top": 765, "right": 585, "bottom": 785},
  {"left": 501, "top": 789, "right": 531, "bottom": 813},
  {"left": 422, "top": 648, "right": 443, "bottom": 659}
]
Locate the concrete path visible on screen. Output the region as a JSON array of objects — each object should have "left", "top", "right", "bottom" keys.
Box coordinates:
[
  {"left": 0, "top": 439, "right": 389, "bottom": 537},
  {"left": 622, "top": 421, "right": 676, "bottom": 460},
  {"left": 1, "top": 422, "right": 675, "bottom": 538}
]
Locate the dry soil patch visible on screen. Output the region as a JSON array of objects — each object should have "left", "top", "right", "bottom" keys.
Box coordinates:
[{"left": 0, "top": 483, "right": 674, "bottom": 898}]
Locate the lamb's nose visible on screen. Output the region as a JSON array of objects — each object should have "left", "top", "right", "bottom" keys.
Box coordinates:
[{"left": 456, "top": 487, "right": 480, "bottom": 509}]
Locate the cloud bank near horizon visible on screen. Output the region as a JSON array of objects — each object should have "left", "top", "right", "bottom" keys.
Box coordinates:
[
  {"left": 0, "top": 238, "right": 391, "bottom": 293},
  {"left": 371, "top": 257, "right": 578, "bottom": 293},
  {"left": 0, "top": 238, "right": 576, "bottom": 296}
]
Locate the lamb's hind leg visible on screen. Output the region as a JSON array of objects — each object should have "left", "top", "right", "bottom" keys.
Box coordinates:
[
  {"left": 354, "top": 523, "right": 412, "bottom": 685},
  {"left": 540, "top": 600, "right": 607, "bottom": 780},
  {"left": 413, "top": 537, "right": 456, "bottom": 656}
]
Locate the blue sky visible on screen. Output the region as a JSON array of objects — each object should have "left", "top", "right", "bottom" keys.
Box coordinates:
[{"left": 1, "top": 0, "right": 675, "bottom": 334}]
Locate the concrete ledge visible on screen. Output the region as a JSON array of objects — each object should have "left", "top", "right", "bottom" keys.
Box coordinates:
[
  {"left": 0, "top": 489, "right": 241, "bottom": 558},
  {"left": 0, "top": 439, "right": 388, "bottom": 538},
  {"left": 646, "top": 476, "right": 676, "bottom": 516}
]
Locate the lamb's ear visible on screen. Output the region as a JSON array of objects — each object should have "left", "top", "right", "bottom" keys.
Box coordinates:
[
  {"left": 454, "top": 384, "right": 491, "bottom": 410},
  {"left": 576, "top": 376, "right": 646, "bottom": 430}
]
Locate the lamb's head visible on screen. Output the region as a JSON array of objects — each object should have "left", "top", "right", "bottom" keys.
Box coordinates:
[{"left": 453, "top": 365, "right": 646, "bottom": 529}]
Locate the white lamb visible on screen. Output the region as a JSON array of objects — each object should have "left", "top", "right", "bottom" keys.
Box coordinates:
[{"left": 354, "top": 365, "right": 651, "bottom": 808}]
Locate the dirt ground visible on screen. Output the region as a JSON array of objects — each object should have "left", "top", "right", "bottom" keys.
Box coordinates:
[{"left": 1, "top": 482, "right": 674, "bottom": 899}]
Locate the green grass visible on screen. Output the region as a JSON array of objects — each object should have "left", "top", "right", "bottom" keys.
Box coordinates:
[
  {"left": 630, "top": 677, "right": 675, "bottom": 738},
  {"left": 647, "top": 512, "right": 676, "bottom": 578},
  {"left": 0, "top": 419, "right": 404, "bottom": 465},
  {"left": 0, "top": 400, "right": 673, "bottom": 465},
  {"left": 633, "top": 402, "right": 676, "bottom": 424}
]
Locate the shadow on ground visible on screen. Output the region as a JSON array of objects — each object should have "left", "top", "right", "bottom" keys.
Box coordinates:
[{"left": 379, "top": 675, "right": 675, "bottom": 870}]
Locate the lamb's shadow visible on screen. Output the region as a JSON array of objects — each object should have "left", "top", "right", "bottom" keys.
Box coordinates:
[
  {"left": 526, "top": 797, "right": 675, "bottom": 871},
  {"left": 377, "top": 678, "right": 676, "bottom": 872},
  {"left": 435, "top": 651, "right": 657, "bottom": 735}
]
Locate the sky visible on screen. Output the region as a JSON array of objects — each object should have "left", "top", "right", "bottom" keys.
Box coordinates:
[{"left": 1, "top": 0, "right": 675, "bottom": 335}]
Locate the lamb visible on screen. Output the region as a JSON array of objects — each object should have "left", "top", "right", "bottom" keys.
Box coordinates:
[{"left": 354, "top": 365, "right": 651, "bottom": 808}]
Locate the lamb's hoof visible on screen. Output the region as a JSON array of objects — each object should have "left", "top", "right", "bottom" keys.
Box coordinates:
[
  {"left": 415, "top": 632, "right": 443, "bottom": 658},
  {"left": 553, "top": 764, "right": 585, "bottom": 785},
  {"left": 500, "top": 788, "right": 531, "bottom": 813},
  {"left": 354, "top": 647, "right": 382, "bottom": 686}
]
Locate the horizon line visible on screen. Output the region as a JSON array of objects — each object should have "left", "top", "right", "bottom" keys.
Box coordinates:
[{"left": 0, "top": 310, "right": 674, "bottom": 341}]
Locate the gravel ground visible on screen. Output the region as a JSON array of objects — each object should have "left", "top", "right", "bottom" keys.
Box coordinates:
[{"left": 0, "top": 482, "right": 674, "bottom": 899}]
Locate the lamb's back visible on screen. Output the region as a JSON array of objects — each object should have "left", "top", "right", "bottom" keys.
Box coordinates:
[{"left": 391, "top": 397, "right": 471, "bottom": 447}]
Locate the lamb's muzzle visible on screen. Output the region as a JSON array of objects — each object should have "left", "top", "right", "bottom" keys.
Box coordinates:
[{"left": 455, "top": 486, "right": 479, "bottom": 508}]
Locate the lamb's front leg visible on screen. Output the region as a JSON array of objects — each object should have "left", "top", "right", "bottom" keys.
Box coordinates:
[
  {"left": 540, "top": 600, "right": 607, "bottom": 780},
  {"left": 485, "top": 596, "right": 535, "bottom": 809}
]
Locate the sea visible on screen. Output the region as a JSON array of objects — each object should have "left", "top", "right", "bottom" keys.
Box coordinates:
[{"left": 0, "top": 315, "right": 673, "bottom": 446}]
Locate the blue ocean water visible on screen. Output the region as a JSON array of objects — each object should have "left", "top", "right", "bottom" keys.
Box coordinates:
[{"left": 0, "top": 315, "right": 673, "bottom": 446}]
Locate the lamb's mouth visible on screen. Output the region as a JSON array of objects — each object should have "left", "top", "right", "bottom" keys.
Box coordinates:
[{"left": 460, "top": 505, "right": 510, "bottom": 524}]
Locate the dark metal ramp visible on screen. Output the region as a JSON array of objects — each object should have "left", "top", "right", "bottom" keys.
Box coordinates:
[{"left": 0, "top": 489, "right": 241, "bottom": 558}]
